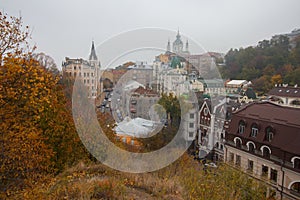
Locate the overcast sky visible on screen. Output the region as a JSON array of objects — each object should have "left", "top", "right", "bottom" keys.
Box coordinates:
[{"left": 1, "top": 0, "right": 300, "bottom": 68}]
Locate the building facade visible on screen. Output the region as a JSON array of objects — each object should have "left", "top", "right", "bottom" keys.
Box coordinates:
[
  {"left": 197, "top": 98, "right": 227, "bottom": 161},
  {"left": 62, "top": 42, "right": 101, "bottom": 98},
  {"left": 268, "top": 85, "right": 300, "bottom": 107},
  {"left": 225, "top": 102, "right": 300, "bottom": 199},
  {"left": 129, "top": 86, "right": 160, "bottom": 119}
]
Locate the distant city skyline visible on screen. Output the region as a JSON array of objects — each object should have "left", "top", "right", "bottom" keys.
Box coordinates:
[{"left": 1, "top": 0, "right": 300, "bottom": 68}]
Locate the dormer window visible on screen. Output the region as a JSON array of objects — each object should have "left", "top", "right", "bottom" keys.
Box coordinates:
[
  {"left": 292, "top": 157, "right": 300, "bottom": 170},
  {"left": 234, "top": 137, "right": 242, "bottom": 148},
  {"left": 248, "top": 143, "right": 255, "bottom": 153},
  {"left": 265, "top": 126, "right": 274, "bottom": 142},
  {"left": 238, "top": 120, "right": 246, "bottom": 134},
  {"left": 261, "top": 146, "right": 271, "bottom": 159},
  {"left": 251, "top": 124, "right": 258, "bottom": 138},
  {"left": 295, "top": 158, "right": 300, "bottom": 170}
]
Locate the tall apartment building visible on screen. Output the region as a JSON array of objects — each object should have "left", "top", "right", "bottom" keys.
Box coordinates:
[{"left": 62, "top": 42, "right": 101, "bottom": 98}]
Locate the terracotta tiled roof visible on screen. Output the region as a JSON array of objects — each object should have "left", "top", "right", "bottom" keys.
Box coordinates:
[{"left": 133, "top": 86, "right": 158, "bottom": 96}]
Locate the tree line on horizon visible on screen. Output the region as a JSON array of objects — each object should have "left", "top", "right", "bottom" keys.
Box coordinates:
[{"left": 220, "top": 34, "right": 300, "bottom": 95}]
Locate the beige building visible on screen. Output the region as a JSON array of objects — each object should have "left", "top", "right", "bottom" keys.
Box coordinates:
[
  {"left": 225, "top": 102, "right": 300, "bottom": 200},
  {"left": 62, "top": 42, "right": 101, "bottom": 98}
]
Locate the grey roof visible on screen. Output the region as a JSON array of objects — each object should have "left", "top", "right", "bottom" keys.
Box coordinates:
[
  {"left": 115, "top": 117, "right": 157, "bottom": 137},
  {"left": 268, "top": 86, "right": 300, "bottom": 98}
]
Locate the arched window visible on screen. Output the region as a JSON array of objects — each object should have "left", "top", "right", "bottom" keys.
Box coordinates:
[
  {"left": 265, "top": 126, "right": 274, "bottom": 142},
  {"left": 216, "top": 142, "right": 219, "bottom": 149},
  {"left": 202, "top": 139, "right": 208, "bottom": 146},
  {"left": 251, "top": 123, "right": 259, "bottom": 138},
  {"left": 261, "top": 146, "right": 271, "bottom": 158},
  {"left": 295, "top": 159, "right": 300, "bottom": 170},
  {"left": 238, "top": 120, "right": 246, "bottom": 134},
  {"left": 221, "top": 133, "right": 224, "bottom": 139},
  {"left": 248, "top": 142, "right": 255, "bottom": 153},
  {"left": 234, "top": 137, "right": 242, "bottom": 148},
  {"left": 292, "top": 157, "right": 300, "bottom": 170},
  {"left": 290, "top": 99, "right": 300, "bottom": 106},
  {"left": 291, "top": 182, "right": 300, "bottom": 195}
]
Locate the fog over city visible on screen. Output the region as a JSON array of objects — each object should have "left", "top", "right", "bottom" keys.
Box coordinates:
[{"left": 1, "top": 0, "right": 300, "bottom": 67}]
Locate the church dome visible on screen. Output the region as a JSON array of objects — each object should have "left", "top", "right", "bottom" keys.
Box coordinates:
[{"left": 173, "top": 32, "right": 183, "bottom": 46}]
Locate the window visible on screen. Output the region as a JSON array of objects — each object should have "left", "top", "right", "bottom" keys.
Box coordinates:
[
  {"left": 91, "top": 73, "right": 94, "bottom": 77},
  {"left": 235, "top": 138, "right": 242, "bottom": 148},
  {"left": 74, "top": 72, "right": 76, "bottom": 77},
  {"left": 202, "top": 129, "right": 207, "bottom": 137},
  {"left": 235, "top": 155, "right": 241, "bottom": 167},
  {"left": 291, "top": 182, "right": 300, "bottom": 195},
  {"left": 238, "top": 120, "right": 245, "bottom": 134},
  {"left": 189, "top": 132, "right": 194, "bottom": 137},
  {"left": 92, "top": 79, "right": 94, "bottom": 84},
  {"left": 220, "top": 144, "right": 223, "bottom": 150},
  {"left": 229, "top": 152, "right": 234, "bottom": 163},
  {"left": 189, "top": 123, "right": 194, "bottom": 128},
  {"left": 203, "top": 107, "right": 209, "bottom": 116},
  {"left": 248, "top": 143, "right": 255, "bottom": 153},
  {"left": 84, "top": 79, "right": 86, "bottom": 84},
  {"left": 130, "top": 139, "right": 135, "bottom": 146},
  {"left": 262, "top": 165, "right": 268, "bottom": 177},
  {"left": 262, "top": 147, "right": 271, "bottom": 158},
  {"left": 293, "top": 158, "right": 300, "bottom": 170},
  {"left": 265, "top": 127, "right": 274, "bottom": 142},
  {"left": 248, "top": 160, "right": 254, "bottom": 172},
  {"left": 190, "top": 113, "right": 194, "bottom": 119},
  {"left": 87, "top": 73, "right": 89, "bottom": 77},
  {"left": 74, "top": 66, "right": 76, "bottom": 70},
  {"left": 87, "top": 79, "right": 90, "bottom": 84},
  {"left": 270, "top": 169, "right": 277, "bottom": 183},
  {"left": 216, "top": 142, "right": 219, "bottom": 148},
  {"left": 220, "top": 133, "right": 224, "bottom": 139},
  {"left": 84, "top": 72, "right": 86, "bottom": 77},
  {"left": 251, "top": 124, "right": 258, "bottom": 137}
]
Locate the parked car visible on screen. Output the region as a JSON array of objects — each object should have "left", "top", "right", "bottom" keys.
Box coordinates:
[{"left": 204, "top": 162, "right": 217, "bottom": 168}]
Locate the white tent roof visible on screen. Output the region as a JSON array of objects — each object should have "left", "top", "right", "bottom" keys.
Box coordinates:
[
  {"left": 114, "top": 117, "right": 157, "bottom": 138},
  {"left": 226, "top": 80, "right": 248, "bottom": 86},
  {"left": 123, "top": 80, "right": 145, "bottom": 91}
]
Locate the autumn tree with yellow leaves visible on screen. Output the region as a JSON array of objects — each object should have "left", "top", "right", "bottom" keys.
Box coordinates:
[{"left": 0, "top": 12, "right": 89, "bottom": 195}]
